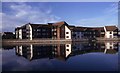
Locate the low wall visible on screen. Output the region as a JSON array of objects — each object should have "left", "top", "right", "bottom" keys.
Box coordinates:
[
  {"left": 96, "top": 38, "right": 120, "bottom": 42},
  {"left": 2, "top": 39, "right": 72, "bottom": 45},
  {"left": 2, "top": 38, "right": 120, "bottom": 45}
]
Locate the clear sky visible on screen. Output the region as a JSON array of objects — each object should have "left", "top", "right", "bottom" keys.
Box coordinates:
[{"left": 1, "top": 2, "right": 118, "bottom": 32}]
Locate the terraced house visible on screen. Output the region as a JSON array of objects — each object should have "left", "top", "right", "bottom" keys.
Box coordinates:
[{"left": 15, "top": 21, "right": 119, "bottom": 40}]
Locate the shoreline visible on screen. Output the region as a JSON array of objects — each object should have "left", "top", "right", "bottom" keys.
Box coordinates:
[{"left": 2, "top": 38, "right": 120, "bottom": 45}]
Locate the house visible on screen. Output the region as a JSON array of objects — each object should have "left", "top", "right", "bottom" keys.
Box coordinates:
[
  {"left": 104, "top": 26, "right": 118, "bottom": 38},
  {"left": 2, "top": 32, "right": 15, "bottom": 39}
]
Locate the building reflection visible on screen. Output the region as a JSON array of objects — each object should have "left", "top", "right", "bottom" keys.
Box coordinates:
[
  {"left": 2, "top": 45, "right": 15, "bottom": 50},
  {"left": 104, "top": 42, "right": 118, "bottom": 54},
  {"left": 72, "top": 42, "right": 118, "bottom": 56},
  {"left": 15, "top": 44, "right": 72, "bottom": 61},
  {"left": 15, "top": 42, "right": 119, "bottom": 61}
]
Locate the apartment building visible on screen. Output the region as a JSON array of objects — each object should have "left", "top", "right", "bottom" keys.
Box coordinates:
[
  {"left": 2, "top": 32, "right": 15, "bottom": 39},
  {"left": 15, "top": 21, "right": 72, "bottom": 40},
  {"left": 15, "top": 21, "right": 119, "bottom": 40}
]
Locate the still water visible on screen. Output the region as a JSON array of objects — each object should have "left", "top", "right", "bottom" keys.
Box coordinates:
[{"left": 2, "top": 42, "right": 119, "bottom": 71}]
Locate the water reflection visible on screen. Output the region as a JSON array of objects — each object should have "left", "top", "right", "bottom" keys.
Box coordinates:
[
  {"left": 15, "top": 44, "right": 72, "bottom": 61},
  {"left": 3, "top": 42, "right": 118, "bottom": 61}
]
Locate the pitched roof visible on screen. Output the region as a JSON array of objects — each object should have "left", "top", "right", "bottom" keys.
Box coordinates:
[
  {"left": 72, "top": 27, "right": 87, "bottom": 31},
  {"left": 15, "top": 27, "right": 21, "bottom": 30},
  {"left": 30, "top": 24, "right": 48, "bottom": 28},
  {"left": 3, "top": 32, "right": 13, "bottom": 34},
  {"left": 52, "top": 21, "right": 68, "bottom": 27},
  {"left": 105, "top": 26, "right": 118, "bottom": 31},
  {"left": 15, "top": 24, "right": 27, "bottom": 30},
  {"left": 91, "top": 27, "right": 104, "bottom": 31},
  {"left": 71, "top": 26, "right": 105, "bottom": 32}
]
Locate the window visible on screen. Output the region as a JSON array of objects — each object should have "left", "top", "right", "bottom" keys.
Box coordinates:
[
  {"left": 66, "top": 32, "right": 69, "bottom": 34},
  {"left": 52, "top": 29, "right": 54, "bottom": 31},
  {"left": 110, "top": 46, "right": 112, "bottom": 49},
  {"left": 66, "top": 36, "right": 69, "bottom": 38},
  {"left": 110, "top": 35, "right": 112, "bottom": 38},
  {"left": 110, "top": 32, "right": 112, "bottom": 34},
  {"left": 42, "top": 29, "right": 46, "bottom": 31},
  {"left": 37, "top": 29, "right": 41, "bottom": 31},
  {"left": 54, "top": 32, "right": 56, "bottom": 35},
  {"left": 66, "top": 49, "right": 69, "bottom": 51},
  {"left": 66, "top": 45, "right": 69, "bottom": 47},
  {"left": 42, "top": 33, "right": 46, "bottom": 35},
  {"left": 34, "top": 29, "right": 36, "bottom": 31}
]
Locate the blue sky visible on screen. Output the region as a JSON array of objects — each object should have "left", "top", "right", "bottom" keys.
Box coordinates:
[{"left": 1, "top": 2, "right": 118, "bottom": 32}]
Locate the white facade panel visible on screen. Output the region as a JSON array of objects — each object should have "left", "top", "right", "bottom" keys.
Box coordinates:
[
  {"left": 65, "top": 26, "right": 71, "bottom": 39},
  {"left": 29, "top": 25, "right": 33, "bottom": 40},
  {"left": 19, "top": 46, "right": 23, "bottom": 55},
  {"left": 65, "top": 44, "right": 72, "bottom": 57},
  {"left": 30, "top": 44, "right": 33, "bottom": 60},
  {"left": 105, "top": 31, "right": 113, "bottom": 38},
  {"left": 19, "top": 29, "right": 22, "bottom": 39}
]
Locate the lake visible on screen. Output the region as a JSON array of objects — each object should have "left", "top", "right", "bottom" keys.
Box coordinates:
[{"left": 2, "top": 42, "right": 119, "bottom": 71}]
